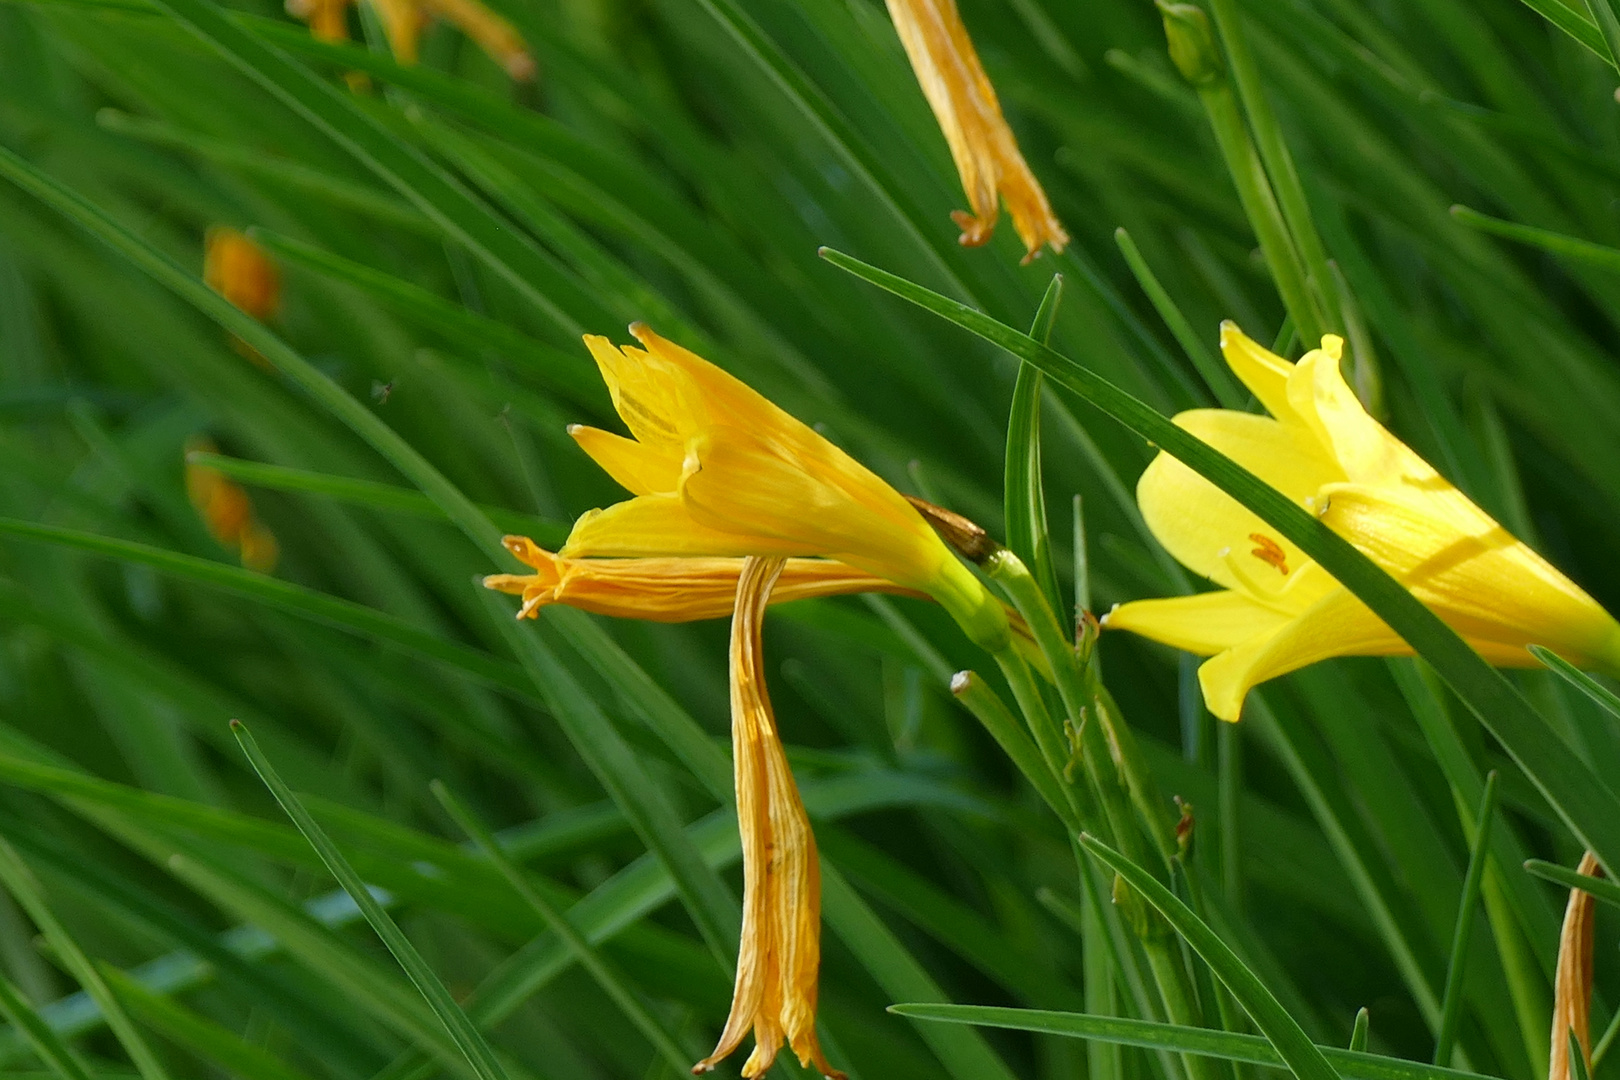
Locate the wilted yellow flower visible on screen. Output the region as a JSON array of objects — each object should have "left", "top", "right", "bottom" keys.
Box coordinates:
[
  {"left": 1105, "top": 322, "right": 1620, "bottom": 721},
  {"left": 693, "top": 557, "right": 842, "bottom": 1080},
  {"left": 885, "top": 0, "right": 1068, "bottom": 262},
  {"left": 560, "top": 323, "right": 1009, "bottom": 650},
  {"left": 1551, "top": 853, "right": 1601, "bottom": 1080},
  {"left": 287, "top": 0, "right": 534, "bottom": 79},
  {"left": 483, "top": 535, "right": 923, "bottom": 621},
  {"left": 204, "top": 227, "right": 280, "bottom": 323},
  {"left": 185, "top": 439, "right": 279, "bottom": 573}
]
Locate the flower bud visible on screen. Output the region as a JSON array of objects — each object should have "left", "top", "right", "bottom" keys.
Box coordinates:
[{"left": 1159, "top": 2, "right": 1225, "bottom": 87}]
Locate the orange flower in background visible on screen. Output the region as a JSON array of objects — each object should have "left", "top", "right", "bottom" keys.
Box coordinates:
[
  {"left": 204, "top": 227, "right": 280, "bottom": 323},
  {"left": 693, "top": 557, "right": 842, "bottom": 1080},
  {"left": 885, "top": 0, "right": 1069, "bottom": 262},
  {"left": 484, "top": 535, "right": 922, "bottom": 621},
  {"left": 285, "top": 0, "right": 534, "bottom": 79},
  {"left": 185, "top": 439, "right": 279, "bottom": 573}
]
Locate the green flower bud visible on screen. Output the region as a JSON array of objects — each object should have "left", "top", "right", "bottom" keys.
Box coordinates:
[{"left": 1159, "top": 2, "right": 1225, "bottom": 87}]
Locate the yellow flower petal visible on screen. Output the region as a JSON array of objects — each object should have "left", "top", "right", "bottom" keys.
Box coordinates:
[
  {"left": 1286, "top": 338, "right": 1421, "bottom": 486},
  {"left": 1195, "top": 588, "right": 1405, "bottom": 721},
  {"left": 884, "top": 0, "right": 1068, "bottom": 262},
  {"left": 1321, "top": 484, "right": 1620, "bottom": 665},
  {"left": 562, "top": 495, "right": 806, "bottom": 560},
  {"left": 1104, "top": 590, "right": 1292, "bottom": 656},
  {"left": 1218, "top": 322, "right": 1294, "bottom": 420},
  {"left": 696, "top": 557, "right": 842, "bottom": 1080},
  {"left": 483, "top": 538, "right": 925, "bottom": 623},
  {"left": 568, "top": 424, "right": 681, "bottom": 496},
  {"left": 1138, "top": 409, "right": 1339, "bottom": 592}
]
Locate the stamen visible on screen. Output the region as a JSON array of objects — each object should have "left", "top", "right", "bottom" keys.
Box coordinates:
[{"left": 1248, "top": 533, "right": 1289, "bottom": 575}]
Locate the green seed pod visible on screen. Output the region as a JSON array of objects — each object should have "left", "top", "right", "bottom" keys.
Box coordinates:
[{"left": 1159, "top": 2, "right": 1225, "bottom": 86}]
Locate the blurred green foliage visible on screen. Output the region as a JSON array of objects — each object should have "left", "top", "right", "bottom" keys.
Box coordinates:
[{"left": 0, "top": 0, "right": 1619, "bottom": 1076}]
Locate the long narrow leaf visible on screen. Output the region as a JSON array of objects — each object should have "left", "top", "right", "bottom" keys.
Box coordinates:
[{"left": 820, "top": 246, "right": 1620, "bottom": 877}]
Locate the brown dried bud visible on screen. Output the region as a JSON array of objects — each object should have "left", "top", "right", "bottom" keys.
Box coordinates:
[{"left": 905, "top": 495, "right": 1002, "bottom": 565}]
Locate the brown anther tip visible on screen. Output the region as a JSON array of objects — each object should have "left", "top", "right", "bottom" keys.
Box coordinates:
[{"left": 905, "top": 495, "right": 1000, "bottom": 564}]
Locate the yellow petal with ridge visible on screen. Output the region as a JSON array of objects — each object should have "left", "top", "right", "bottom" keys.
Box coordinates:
[
  {"left": 568, "top": 425, "right": 681, "bottom": 496},
  {"left": 1105, "top": 590, "right": 1292, "bottom": 656},
  {"left": 1138, "top": 409, "right": 1338, "bottom": 593},
  {"left": 561, "top": 495, "right": 810, "bottom": 560},
  {"left": 1218, "top": 322, "right": 1295, "bottom": 421},
  {"left": 1321, "top": 484, "right": 1620, "bottom": 666}
]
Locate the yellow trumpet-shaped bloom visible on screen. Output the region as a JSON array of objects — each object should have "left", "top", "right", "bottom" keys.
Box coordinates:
[
  {"left": 1105, "top": 322, "right": 1620, "bottom": 721},
  {"left": 185, "top": 439, "right": 279, "bottom": 573},
  {"left": 693, "top": 556, "right": 842, "bottom": 1080},
  {"left": 483, "top": 535, "right": 924, "bottom": 621},
  {"left": 561, "top": 323, "right": 1009, "bottom": 650},
  {"left": 885, "top": 0, "right": 1068, "bottom": 262}
]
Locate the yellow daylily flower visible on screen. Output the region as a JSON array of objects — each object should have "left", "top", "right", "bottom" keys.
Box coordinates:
[
  {"left": 1105, "top": 322, "right": 1620, "bottom": 721},
  {"left": 693, "top": 556, "right": 842, "bottom": 1080},
  {"left": 560, "top": 323, "right": 1010, "bottom": 650},
  {"left": 885, "top": 0, "right": 1069, "bottom": 262},
  {"left": 205, "top": 227, "right": 280, "bottom": 323},
  {"left": 185, "top": 438, "right": 279, "bottom": 573},
  {"left": 484, "top": 535, "right": 924, "bottom": 621},
  {"left": 284, "top": 0, "right": 534, "bottom": 79}
]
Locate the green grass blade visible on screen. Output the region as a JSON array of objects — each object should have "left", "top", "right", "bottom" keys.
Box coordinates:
[
  {"left": 1530, "top": 645, "right": 1620, "bottom": 720},
  {"left": 819, "top": 245, "right": 1620, "bottom": 880},
  {"left": 886, "top": 1004, "right": 1495, "bottom": 1080},
  {"left": 230, "top": 721, "right": 511, "bottom": 1080},
  {"left": 1005, "top": 274, "right": 1065, "bottom": 618},
  {"left": 476, "top": 589, "right": 741, "bottom": 967},
  {"left": 430, "top": 780, "right": 692, "bottom": 1076},
  {"left": 0, "top": 972, "right": 97, "bottom": 1080},
  {"left": 1523, "top": 859, "right": 1620, "bottom": 908},
  {"left": 1114, "top": 227, "right": 1244, "bottom": 408},
  {"left": 1350, "top": 1009, "right": 1370, "bottom": 1052},
  {"left": 1433, "top": 771, "right": 1500, "bottom": 1066},
  {"left": 244, "top": 230, "right": 603, "bottom": 408},
  {"left": 94, "top": 109, "right": 430, "bottom": 232},
  {"left": 0, "top": 839, "right": 172, "bottom": 1080},
  {"left": 1451, "top": 206, "right": 1620, "bottom": 273},
  {"left": 185, "top": 452, "right": 567, "bottom": 546},
  {"left": 0, "top": 517, "right": 534, "bottom": 701},
  {"left": 100, "top": 967, "right": 317, "bottom": 1080},
  {"left": 820, "top": 862, "right": 1021, "bottom": 1080},
  {"left": 140, "top": 0, "right": 591, "bottom": 339},
  {"left": 1079, "top": 833, "right": 1340, "bottom": 1080}
]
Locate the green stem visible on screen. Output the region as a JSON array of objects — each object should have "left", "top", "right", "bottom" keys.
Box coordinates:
[
  {"left": 1205, "top": 0, "right": 1339, "bottom": 334},
  {"left": 1433, "top": 771, "right": 1500, "bottom": 1066},
  {"left": 951, "top": 670, "right": 1079, "bottom": 832},
  {"left": 991, "top": 651, "right": 1096, "bottom": 833},
  {"left": 1582, "top": 0, "right": 1620, "bottom": 70},
  {"left": 1195, "top": 82, "right": 1325, "bottom": 345}
]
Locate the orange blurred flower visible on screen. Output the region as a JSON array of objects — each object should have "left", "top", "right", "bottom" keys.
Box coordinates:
[
  {"left": 885, "top": 0, "right": 1068, "bottom": 262},
  {"left": 285, "top": 0, "right": 534, "bottom": 80},
  {"left": 185, "top": 438, "right": 279, "bottom": 573},
  {"left": 204, "top": 227, "right": 280, "bottom": 322}
]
